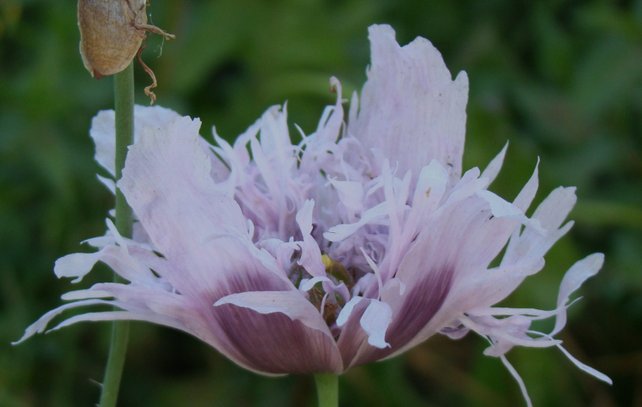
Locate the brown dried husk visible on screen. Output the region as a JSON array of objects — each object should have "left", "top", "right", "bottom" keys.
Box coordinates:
[{"left": 78, "top": 0, "right": 147, "bottom": 78}]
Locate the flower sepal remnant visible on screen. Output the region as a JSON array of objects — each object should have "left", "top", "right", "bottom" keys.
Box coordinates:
[{"left": 17, "top": 24, "right": 611, "bottom": 406}]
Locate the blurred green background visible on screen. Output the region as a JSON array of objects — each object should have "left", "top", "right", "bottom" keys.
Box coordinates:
[{"left": 1, "top": 0, "right": 641, "bottom": 406}]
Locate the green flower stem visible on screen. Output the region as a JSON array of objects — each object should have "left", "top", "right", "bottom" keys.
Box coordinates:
[
  {"left": 114, "top": 68, "right": 134, "bottom": 237},
  {"left": 98, "top": 62, "right": 134, "bottom": 407},
  {"left": 314, "top": 373, "right": 339, "bottom": 407}
]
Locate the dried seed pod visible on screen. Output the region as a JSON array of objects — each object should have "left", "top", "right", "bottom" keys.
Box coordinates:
[
  {"left": 78, "top": 0, "right": 146, "bottom": 78},
  {"left": 78, "top": 0, "right": 174, "bottom": 79}
]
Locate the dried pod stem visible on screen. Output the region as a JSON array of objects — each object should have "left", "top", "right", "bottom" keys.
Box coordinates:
[{"left": 137, "top": 47, "right": 158, "bottom": 105}]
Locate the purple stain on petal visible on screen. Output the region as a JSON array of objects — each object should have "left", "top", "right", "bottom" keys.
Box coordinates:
[
  {"left": 351, "top": 265, "right": 453, "bottom": 366},
  {"left": 385, "top": 266, "right": 453, "bottom": 349},
  {"left": 208, "top": 265, "right": 289, "bottom": 301},
  {"left": 212, "top": 304, "right": 342, "bottom": 374}
]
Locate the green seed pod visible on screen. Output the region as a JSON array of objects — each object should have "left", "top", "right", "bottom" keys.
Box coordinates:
[{"left": 78, "top": 0, "right": 148, "bottom": 78}]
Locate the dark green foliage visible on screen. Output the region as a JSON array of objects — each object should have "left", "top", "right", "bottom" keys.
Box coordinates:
[{"left": 1, "top": 0, "right": 640, "bottom": 405}]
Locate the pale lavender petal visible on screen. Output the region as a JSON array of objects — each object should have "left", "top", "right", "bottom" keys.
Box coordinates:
[
  {"left": 513, "top": 160, "right": 540, "bottom": 212},
  {"left": 480, "top": 143, "right": 508, "bottom": 185},
  {"left": 96, "top": 174, "right": 115, "bottom": 193},
  {"left": 411, "top": 161, "right": 448, "bottom": 211},
  {"left": 457, "top": 219, "right": 521, "bottom": 274},
  {"left": 393, "top": 162, "right": 450, "bottom": 263},
  {"left": 349, "top": 24, "right": 469, "bottom": 178},
  {"left": 393, "top": 198, "right": 485, "bottom": 286},
  {"left": 444, "top": 168, "right": 486, "bottom": 204},
  {"left": 299, "top": 77, "right": 345, "bottom": 173},
  {"left": 503, "top": 187, "right": 577, "bottom": 266},
  {"left": 324, "top": 202, "right": 389, "bottom": 242},
  {"left": 251, "top": 134, "right": 289, "bottom": 214},
  {"left": 63, "top": 229, "right": 168, "bottom": 289},
  {"left": 54, "top": 252, "right": 103, "bottom": 283},
  {"left": 440, "top": 322, "right": 469, "bottom": 340},
  {"left": 295, "top": 199, "right": 316, "bottom": 237},
  {"left": 533, "top": 186, "right": 577, "bottom": 229},
  {"left": 254, "top": 105, "right": 294, "bottom": 168},
  {"left": 91, "top": 105, "right": 182, "bottom": 176},
  {"left": 119, "top": 118, "right": 291, "bottom": 298},
  {"left": 329, "top": 179, "right": 364, "bottom": 214},
  {"left": 119, "top": 116, "right": 246, "bottom": 238},
  {"left": 460, "top": 315, "right": 560, "bottom": 352},
  {"left": 315, "top": 77, "right": 344, "bottom": 143},
  {"left": 13, "top": 299, "right": 114, "bottom": 344},
  {"left": 476, "top": 190, "right": 542, "bottom": 233},
  {"left": 359, "top": 299, "right": 392, "bottom": 348},
  {"left": 295, "top": 200, "right": 325, "bottom": 277},
  {"left": 82, "top": 234, "right": 114, "bottom": 249},
  {"left": 336, "top": 298, "right": 370, "bottom": 368},
  {"left": 299, "top": 276, "right": 331, "bottom": 292},
  {"left": 469, "top": 306, "right": 559, "bottom": 318},
  {"left": 551, "top": 253, "right": 604, "bottom": 336},
  {"left": 212, "top": 135, "right": 246, "bottom": 185},
  {"left": 501, "top": 355, "right": 534, "bottom": 407},
  {"left": 61, "top": 288, "right": 111, "bottom": 300},
  {"left": 447, "top": 258, "right": 544, "bottom": 315},
  {"left": 477, "top": 190, "right": 524, "bottom": 217},
  {"left": 556, "top": 344, "right": 612, "bottom": 384},
  {"left": 48, "top": 311, "right": 184, "bottom": 333},
  {"left": 336, "top": 296, "right": 364, "bottom": 327}
]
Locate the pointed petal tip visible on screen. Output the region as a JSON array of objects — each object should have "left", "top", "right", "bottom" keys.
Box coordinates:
[
  {"left": 455, "top": 69, "right": 469, "bottom": 82},
  {"left": 11, "top": 334, "right": 29, "bottom": 346},
  {"left": 591, "top": 252, "right": 606, "bottom": 265}
]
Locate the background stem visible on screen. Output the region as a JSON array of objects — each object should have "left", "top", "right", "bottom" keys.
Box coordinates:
[
  {"left": 314, "top": 373, "right": 339, "bottom": 407},
  {"left": 98, "top": 62, "right": 134, "bottom": 407}
]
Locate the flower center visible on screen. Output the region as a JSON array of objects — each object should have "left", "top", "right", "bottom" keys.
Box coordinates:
[
  {"left": 321, "top": 254, "right": 354, "bottom": 288},
  {"left": 300, "top": 254, "right": 359, "bottom": 329}
]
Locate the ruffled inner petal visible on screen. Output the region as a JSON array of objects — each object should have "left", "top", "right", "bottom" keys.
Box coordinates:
[{"left": 348, "top": 24, "right": 469, "bottom": 179}]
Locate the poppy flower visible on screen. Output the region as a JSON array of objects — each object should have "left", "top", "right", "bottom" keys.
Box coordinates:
[{"left": 17, "top": 24, "right": 610, "bottom": 404}]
